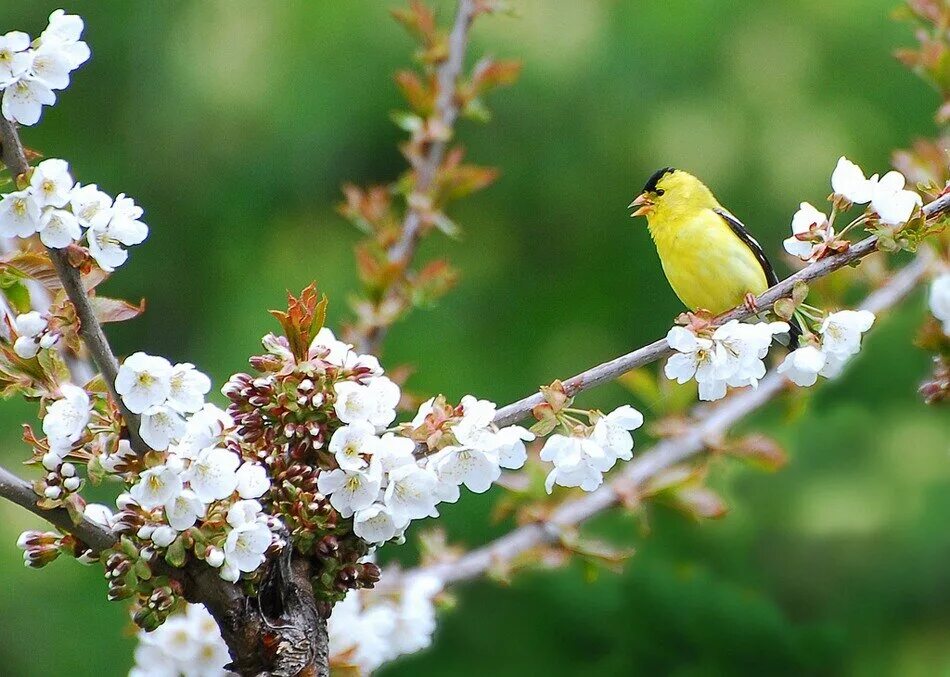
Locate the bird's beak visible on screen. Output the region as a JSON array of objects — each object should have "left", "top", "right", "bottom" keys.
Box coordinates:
[{"left": 629, "top": 192, "right": 654, "bottom": 218}]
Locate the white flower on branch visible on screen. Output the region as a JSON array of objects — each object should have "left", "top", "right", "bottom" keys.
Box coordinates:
[
  {"left": 184, "top": 447, "right": 240, "bottom": 502},
  {"left": 870, "top": 171, "right": 922, "bottom": 226},
  {"left": 831, "top": 156, "right": 875, "bottom": 204},
  {"left": 1, "top": 76, "right": 54, "bottom": 126},
  {"left": 318, "top": 458, "right": 383, "bottom": 517},
  {"left": 329, "top": 420, "right": 379, "bottom": 471},
  {"left": 42, "top": 383, "right": 91, "bottom": 453},
  {"left": 776, "top": 346, "right": 826, "bottom": 387},
  {"left": 141, "top": 405, "right": 186, "bottom": 451},
  {"left": 116, "top": 352, "right": 173, "bottom": 414},
  {"left": 83, "top": 503, "right": 114, "bottom": 529},
  {"left": 783, "top": 202, "right": 834, "bottom": 262},
  {"left": 0, "top": 31, "right": 31, "bottom": 85},
  {"left": 226, "top": 499, "right": 264, "bottom": 528},
  {"left": 37, "top": 207, "right": 80, "bottom": 248},
  {"left": 164, "top": 489, "right": 205, "bottom": 531},
  {"left": 664, "top": 326, "right": 727, "bottom": 401},
  {"left": 69, "top": 183, "right": 112, "bottom": 230},
  {"left": 235, "top": 462, "right": 269, "bottom": 499},
  {"left": 87, "top": 194, "right": 149, "bottom": 271},
  {"left": 30, "top": 159, "right": 74, "bottom": 208},
  {"left": 541, "top": 434, "right": 612, "bottom": 493},
  {"left": 177, "top": 404, "right": 233, "bottom": 459},
  {"left": 28, "top": 41, "right": 74, "bottom": 91},
  {"left": 376, "top": 432, "right": 417, "bottom": 473},
  {"left": 431, "top": 445, "right": 500, "bottom": 494},
  {"left": 591, "top": 405, "right": 644, "bottom": 461},
  {"left": 224, "top": 520, "right": 272, "bottom": 573},
  {"left": 384, "top": 463, "right": 439, "bottom": 522},
  {"left": 167, "top": 363, "right": 212, "bottom": 414},
  {"left": 130, "top": 465, "right": 183, "bottom": 510},
  {"left": 39, "top": 11, "right": 91, "bottom": 70},
  {"left": 333, "top": 377, "right": 400, "bottom": 428},
  {"left": 151, "top": 525, "right": 177, "bottom": 548},
  {"left": 353, "top": 503, "right": 403, "bottom": 544},
  {"left": 0, "top": 189, "right": 42, "bottom": 238},
  {"left": 130, "top": 604, "right": 230, "bottom": 677},
  {"left": 930, "top": 272, "right": 950, "bottom": 335},
  {"left": 819, "top": 310, "right": 875, "bottom": 358}
]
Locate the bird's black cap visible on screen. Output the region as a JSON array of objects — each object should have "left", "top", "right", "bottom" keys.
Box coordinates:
[{"left": 642, "top": 167, "right": 675, "bottom": 193}]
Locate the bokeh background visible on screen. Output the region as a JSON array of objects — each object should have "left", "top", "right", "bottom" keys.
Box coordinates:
[{"left": 0, "top": 1, "right": 948, "bottom": 675}]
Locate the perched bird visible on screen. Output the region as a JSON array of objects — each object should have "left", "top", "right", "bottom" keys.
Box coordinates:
[{"left": 630, "top": 167, "right": 800, "bottom": 346}]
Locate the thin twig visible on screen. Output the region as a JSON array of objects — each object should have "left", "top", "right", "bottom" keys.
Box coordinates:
[
  {"left": 0, "top": 115, "right": 146, "bottom": 452},
  {"left": 0, "top": 466, "right": 113, "bottom": 552},
  {"left": 492, "top": 192, "right": 950, "bottom": 428},
  {"left": 357, "top": 0, "right": 479, "bottom": 355},
  {"left": 411, "top": 253, "right": 932, "bottom": 584}
]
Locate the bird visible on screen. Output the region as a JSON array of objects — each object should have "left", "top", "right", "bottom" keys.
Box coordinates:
[{"left": 630, "top": 167, "right": 800, "bottom": 347}]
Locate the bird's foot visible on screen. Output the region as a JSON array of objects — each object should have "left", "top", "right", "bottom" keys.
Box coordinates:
[{"left": 743, "top": 293, "right": 759, "bottom": 314}]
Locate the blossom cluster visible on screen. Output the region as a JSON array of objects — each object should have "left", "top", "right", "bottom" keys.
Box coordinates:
[
  {"left": 0, "top": 158, "right": 149, "bottom": 270},
  {"left": 0, "top": 10, "right": 89, "bottom": 125},
  {"left": 328, "top": 572, "right": 442, "bottom": 674},
  {"left": 539, "top": 405, "right": 643, "bottom": 492},
  {"left": 113, "top": 353, "right": 276, "bottom": 583},
  {"left": 784, "top": 157, "right": 923, "bottom": 263},
  {"left": 129, "top": 603, "right": 232, "bottom": 677},
  {"left": 776, "top": 310, "right": 876, "bottom": 387},
  {"left": 664, "top": 320, "right": 790, "bottom": 401}
]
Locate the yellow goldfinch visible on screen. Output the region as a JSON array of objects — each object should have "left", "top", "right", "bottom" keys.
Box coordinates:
[{"left": 630, "top": 167, "right": 800, "bottom": 346}]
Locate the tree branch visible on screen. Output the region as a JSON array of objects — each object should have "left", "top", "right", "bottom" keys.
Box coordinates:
[
  {"left": 0, "top": 115, "right": 147, "bottom": 452},
  {"left": 409, "top": 253, "right": 932, "bottom": 584},
  {"left": 356, "top": 0, "right": 479, "bottom": 355},
  {"left": 492, "top": 192, "right": 950, "bottom": 429},
  {"left": 0, "top": 465, "right": 114, "bottom": 552}
]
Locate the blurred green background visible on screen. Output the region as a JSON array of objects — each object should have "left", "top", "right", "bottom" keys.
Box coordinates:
[{"left": 0, "top": 1, "right": 948, "bottom": 675}]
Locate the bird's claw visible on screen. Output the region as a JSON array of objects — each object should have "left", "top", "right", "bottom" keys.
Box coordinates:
[{"left": 743, "top": 293, "right": 759, "bottom": 314}]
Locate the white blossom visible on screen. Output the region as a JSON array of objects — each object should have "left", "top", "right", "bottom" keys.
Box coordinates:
[
  {"left": 1, "top": 76, "right": 55, "bottom": 126},
  {"left": 42, "top": 383, "right": 91, "bottom": 451},
  {"left": 540, "top": 434, "right": 613, "bottom": 493},
  {"left": 87, "top": 194, "right": 148, "bottom": 271},
  {"left": 713, "top": 320, "right": 788, "bottom": 389},
  {"left": 819, "top": 310, "right": 875, "bottom": 358},
  {"left": 226, "top": 499, "right": 264, "bottom": 528},
  {"left": 83, "top": 503, "right": 114, "bottom": 529},
  {"left": 329, "top": 420, "right": 379, "bottom": 471},
  {"left": 383, "top": 463, "right": 438, "bottom": 522},
  {"left": 167, "top": 363, "right": 211, "bottom": 414},
  {"left": 69, "top": 183, "right": 112, "bottom": 230},
  {"left": 870, "top": 171, "right": 922, "bottom": 226},
  {"left": 0, "top": 189, "right": 41, "bottom": 237},
  {"left": 492, "top": 425, "right": 534, "bottom": 470},
  {"left": 115, "top": 352, "right": 173, "bottom": 414},
  {"left": 432, "top": 446, "right": 500, "bottom": 494},
  {"left": 224, "top": 520, "right": 271, "bottom": 573},
  {"left": 130, "top": 465, "right": 183, "bottom": 510},
  {"left": 140, "top": 405, "right": 186, "bottom": 451},
  {"left": 784, "top": 202, "right": 833, "bottom": 262},
  {"left": 929, "top": 273, "right": 950, "bottom": 335},
  {"left": 164, "top": 489, "right": 205, "bottom": 531},
  {"left": 177, "top": 404, "right": 233, "bottom": 459},
  {"left": 353, "top": 503, "right": 403, "bottom": 544},
  {"left": 591, "top": 405, "right": 643, "bottom": 462},
  {"left": 36, "top": 207, "right": 81, "bottom": 248},
  {"left": 130, "top": 604, "right": 230, "bottom": 677},
  {"left": 184, "top": 447, "right": 240, "bottom": 502},
  {"left": 235, "top": 463, "right": 269, "bottom": 499},
  {"left": 317, "top": 459, "right": 383, "bottom": 517},
  {"left": 831, "top": 156, "right": 875, "bottom": 204},
  {"left": 310, "top": 326, "right": 353, "bottom": 365},
  {"left": 30, "top": 159, "right": 73, "bottom": 208},
  {"left": 333, "top": 376, "right": 400, "bottom": 428},
  {"left": 777, "top": 346, "right": 827, "bottom": 387},
  {"left": 13, "top": 336, "right": 40, "bottom": 359},
  {"left": 28, "top": 41, "right": 73, "bottom": 90},
  {"left": 664, "top": 326, "right": 728, "bottom": 401},
  {"left": 376, "top": 432, "right": 417, "bottom": 473},
  {"left": 39, "top": 10, "right": 90, "bottom": 70},
  {"left": 0, "top": 31, "right": 30, "bottom": 85}
]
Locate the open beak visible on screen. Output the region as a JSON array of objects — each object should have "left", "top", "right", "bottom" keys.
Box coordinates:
[{"left": 628, "top": 193, "right": 654, "bottom": 218}]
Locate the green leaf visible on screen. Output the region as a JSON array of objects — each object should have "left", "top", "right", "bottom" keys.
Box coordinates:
[
  {"left": 529, "top": 418, "right": 556, "bottom": 436},
  {"left": 165, "top": 535, "right": 187, "bottom": 568},
  {"left": 134, "top": 558, "right": 153, "bottom": 581},
  {"left": 88, "top": 295, "right": 146, "bottom": 324}
]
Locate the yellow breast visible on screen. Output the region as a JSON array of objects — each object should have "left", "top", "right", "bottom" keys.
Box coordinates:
[{"left": 649, "top": 208, "right": 768, "bottom": 314}]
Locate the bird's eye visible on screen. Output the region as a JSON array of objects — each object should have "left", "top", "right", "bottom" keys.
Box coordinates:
[{"left": 655, "top": 189, "right": 665, "bottom": 196}]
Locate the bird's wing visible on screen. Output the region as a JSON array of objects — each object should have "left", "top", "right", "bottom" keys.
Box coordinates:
[
  {"left": 713, "top": 208, "right": 779, "bottom": 286},
  {"left": 714, "top": 207, "right": 801, "bottom": 348}
]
